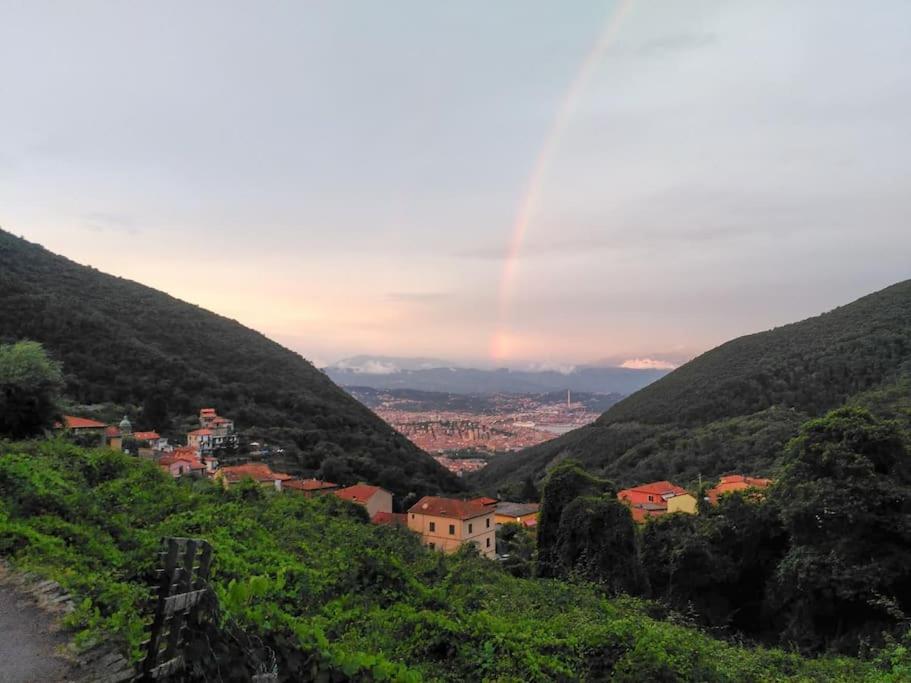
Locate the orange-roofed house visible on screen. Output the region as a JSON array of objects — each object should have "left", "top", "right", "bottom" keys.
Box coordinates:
[
  {"left": 333, "top": 484, "right": 393, "bottom": 518},
  {"left": 190, "top": 408, "right": 237, "bottom": 454},
  {"left": 707, "top": 475, "right": 773, "bottom": 504},
  {"left": 407, "top": 496, "right": 496, "bottom": 559},
  {"left": 215, "top": 463, "right": 294, "bottom": 491},
  {"left": 618, "top": 481, "right": 690, "bottom": 523},
  {"left": 284, "top": 478, "right": 339, "bottom": 496},
  {"left": 159, "top": 453, "right": 206, "bottom": 478},
  {"left": 57, "top": 415, "right": 107, "bottom": 445}
]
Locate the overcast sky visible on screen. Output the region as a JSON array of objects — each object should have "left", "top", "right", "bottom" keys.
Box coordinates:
[{"left": 2, "top": 1, "right": 910, "bottom": 368}]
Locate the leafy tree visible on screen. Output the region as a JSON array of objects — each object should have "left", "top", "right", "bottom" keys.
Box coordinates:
[
  {"left": 536, "top": 460, "right": 610, "bottom": 577},
  {"left": 0, "top": 341, "right": 63, "bottom": 438},
  {"left": 556, "top": 495, "right": 646, "bottom": 594},
  {"left": 770, "top": 407, "right": 911, "bottom": 653},
  {"left": 497, "top": 522, "right": 536, "bottom": 578},
  {"left": 519, "top": 475, "right": 539, "bottom": 502}
]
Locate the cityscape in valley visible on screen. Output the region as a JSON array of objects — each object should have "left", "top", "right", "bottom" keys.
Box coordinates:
[{"left": 343, "top": 386, "right": 616, "bottom": 474}]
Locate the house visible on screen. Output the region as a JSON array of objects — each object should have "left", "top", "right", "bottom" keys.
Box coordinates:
[
  {"left": 493, "top": 502, "right": 540, "bottom": 528},
  {"left": 618, "top": 480, "right": 689, "bottom": 523},
  {"left": 159, "top": 452, "right": 206, "bottom": 478},
  {"left": 215, "top": 463, "right": 293, "bottom": 491},
  {"left": 333, "top": 484, "right": 393, "bottom": 518},
  {"left": 284, "top": 478, "right": 339, "bottom": 496},
  {"left": 56, "top": 415, "right": 107, "bottom": 445},
  {"left": 104, "top": 426, "right": 123, "bottom": 451},
  {"left": 189, "top": 408, "right": 237, "bottom": 454},
  {"left": 407, "top": 496, "right": 496, "bottom": 559},
  {"left": 707, "top": 474, "right": 772, "bottom": 504},
  {"left": 132, "top": 431, "right": 168, "bottom": 450}
]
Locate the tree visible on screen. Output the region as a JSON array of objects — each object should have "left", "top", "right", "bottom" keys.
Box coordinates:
[
  {"left": 556, "top": 495, "right": 646, "bottom": 594},
  {"left": 498, "top": 522, "right": 536, "bottom": 578},
  {"left": 519, "top": 475, "right": 539, "bottom": 503},
  {"left": 0, "top": 341, "right": 63, "bottom": 438},
  {"left": 537, "top": 460, "right": 610, "bottom": 577},
  {"left": 770, "top": 407, "right": 911, "bottom": 653}
]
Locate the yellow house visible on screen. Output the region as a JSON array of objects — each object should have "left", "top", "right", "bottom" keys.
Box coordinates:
[
  {"left": 493, "top": 502, "right": 540, "bottom": 528},
  {"left": 408, "top": 497, "right": 496, "bottom": 559},
  {"left": 666, "top": 492, "right": 698, "bottom": 514}
]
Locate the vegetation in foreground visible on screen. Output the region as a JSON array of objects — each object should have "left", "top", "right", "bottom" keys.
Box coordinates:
[{"left": 3, "top": 440, "right": 906, "bottom": 681}]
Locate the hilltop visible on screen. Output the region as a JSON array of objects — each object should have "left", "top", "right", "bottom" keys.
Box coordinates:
[
  {"left": 474, "top": 280, "right": 911, "bottom": 491},
  {"left": 0, "top": 230, "right": 459, "bottom": 497}
]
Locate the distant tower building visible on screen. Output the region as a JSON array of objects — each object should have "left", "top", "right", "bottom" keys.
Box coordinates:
[
  {"left": 567, "top": 389, "right": 571, "bottom": 408},
  {"left": 119, "top": 415, "right": 133, "bottom": 436}
]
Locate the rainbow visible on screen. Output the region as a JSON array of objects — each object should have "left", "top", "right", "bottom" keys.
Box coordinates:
[{"left": 490, "top": 0, "right": 637, "bottom": 361}]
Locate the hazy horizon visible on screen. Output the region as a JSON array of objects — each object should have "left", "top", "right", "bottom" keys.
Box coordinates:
[{"left": 3, "top": 1, "right": 910, "bottom": 369}]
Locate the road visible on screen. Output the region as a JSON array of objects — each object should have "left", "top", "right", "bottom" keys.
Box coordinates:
[{"left": 0, "top": 585, "right": 72, "bottom": 683}]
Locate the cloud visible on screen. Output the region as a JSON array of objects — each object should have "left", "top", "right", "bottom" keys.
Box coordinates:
[{"left": 620, "top": 357, "right": 678, "bottom": 370}]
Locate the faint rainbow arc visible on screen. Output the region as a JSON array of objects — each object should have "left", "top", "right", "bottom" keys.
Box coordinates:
[{"left": 491, "top": 0, "right": 636, "bottom": 360}]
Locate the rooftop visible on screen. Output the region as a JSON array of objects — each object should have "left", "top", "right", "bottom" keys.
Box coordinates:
[
  {"left": 334, "top": 484, "right": 386, "bottom": 504},
  {"left": 60, "top": 415, "right": 107, "bottom": 429},
  {"left": 219, "top": 463, "right": 293, "bottom": 482},
  {"left": 285, "top": 478, "right": 338, "bottom": 492},
  {"left": 409, "top": 496, "right": 492, "bottom": 520},
  {"left": 495, "top": 502, "right": 540, "bottom": 518}
]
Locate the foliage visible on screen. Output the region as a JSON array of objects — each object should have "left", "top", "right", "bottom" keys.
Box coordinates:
[
  {"left": 0, "top": 231, "right": 459, "bottom": 498},
  {"left": 0, "top": 340, "right": 63, "bottom": 438},
  {"left": 0, "top": 439, "right": 892, "bottom": 681},
  {"left": 536, "top": 460, "right": 611, "bottom": 578},
  {"left": 496, "top": 522, "right": 536, "bottom": 578},
  {"left": 769, "top": 408, "right": 911, "bottom": 653}
]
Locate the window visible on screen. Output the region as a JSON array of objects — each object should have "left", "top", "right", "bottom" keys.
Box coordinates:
[
  {"left": 429, "top": 521, "right": 436, "bottom": 532},
  {"left": 468, "top": 523, "right": 473, "bottom": 533},
  {"left": 486, "top": 538, "right": 491, "bottom": 548},
  {"left": 449, "top": 524, "right": 455, "bottom": 535},
  {"left": 428, "top": 542, "right": 435, "bottom": 550},
  {"left": 486, "top": 517, "right": 490, "bottom": 528},
  {"left": 648, "top": 495, "right": 654, "bottom": 502}
]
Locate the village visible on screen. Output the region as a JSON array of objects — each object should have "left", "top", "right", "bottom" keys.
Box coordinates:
[{"left": 58, "top": 407, "right": 771, "bottom": 560}]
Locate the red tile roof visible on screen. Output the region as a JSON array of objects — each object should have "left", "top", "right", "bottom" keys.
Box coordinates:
[
  {"left": 159, "top": 454, "right": 205, "bottom": 469},
  {"left": 105, "top": 426, "right": 121, "bottom": 437},
  {"left": 200, "top": 408, "right": 217, "bottom": 416},
  {"left": 408, "top": 496, "right": 492, "bottom": 520},
  {"left": 188, "top": 428, "right": 213, "bottom": 436},
  {"left": 470, "top": 496, "right": 498, "bottom": 506},
  {"left": 619, "top": 481, "right": 687, "bottom": 498},
  {"left": 219, "top": 463, "right": 293, "bottom": 483},
  {"left": 132, "top": 431, "right": 161, "bottom": 441},
  {"left": 707, "top": 474, "right": 773, "bottom": 503},
  {"left": 284, "top": 478, "right": 338, "bottom": 492},
  {"left": 334, "top": 484, "right": 386, "bottom": 504},
  {"left": 371, "top": 511, "right": 407, "bottom": 526},
  {"left": 61, "top": 415, "right": 107, "bottom": 429}
]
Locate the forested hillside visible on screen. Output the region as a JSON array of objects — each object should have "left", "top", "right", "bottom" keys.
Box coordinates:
[
  {"left": 0, "top": 230, "right": 458, "bottom": 497},
  {"left": 475, "top": 280, "right": 911, "bottom": 491},
  {"left": 0, "top": 439, "right": 897, "bottom": 681}
]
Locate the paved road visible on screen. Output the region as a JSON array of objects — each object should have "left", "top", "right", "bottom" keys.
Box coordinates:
[{"left": 0, "top": 585, "right": 72, "bottom": 683}]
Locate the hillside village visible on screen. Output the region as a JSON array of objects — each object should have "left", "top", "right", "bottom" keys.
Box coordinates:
[{"left": 59, "top": 407, "right": 770, "bottom": 558}]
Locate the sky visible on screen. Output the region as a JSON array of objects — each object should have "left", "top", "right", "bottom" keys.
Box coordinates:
[{"left": 2, "top": 1, "right": 910, "bottom": 369}]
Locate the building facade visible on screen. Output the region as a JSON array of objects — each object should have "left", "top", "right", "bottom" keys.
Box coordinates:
[{"left": 407, "top": 497, "right": 496, "bottom": 559}]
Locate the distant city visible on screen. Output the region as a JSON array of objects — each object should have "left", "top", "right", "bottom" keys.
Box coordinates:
[{"left": 345, "top": 386, "right": 622, "bottom": 475}]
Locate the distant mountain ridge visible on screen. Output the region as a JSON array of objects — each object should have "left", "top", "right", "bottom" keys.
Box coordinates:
[
  {"left": 0, "top": 230, "right": 460, "bottom": 497},
  {"left": 325, "top": 359, "right": 668, "bottom": 396},
  {"left": 473, "top": 279, "right": 911, "bottom": 492}
]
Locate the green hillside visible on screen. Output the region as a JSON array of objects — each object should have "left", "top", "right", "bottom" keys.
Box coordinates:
[
  {"left": 0, "top": 439, "right": 897, "bottom": 681},
  {"left": 0, "top": 230, "right": 459, "bottom": 497},
  {"left": 476, "top": 280, "right": 911, "bottom": 491}
]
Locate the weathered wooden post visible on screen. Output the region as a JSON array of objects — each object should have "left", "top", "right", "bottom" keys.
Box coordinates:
[{"left": 138, "top": 537, "right": 213, "bottom": 680}]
